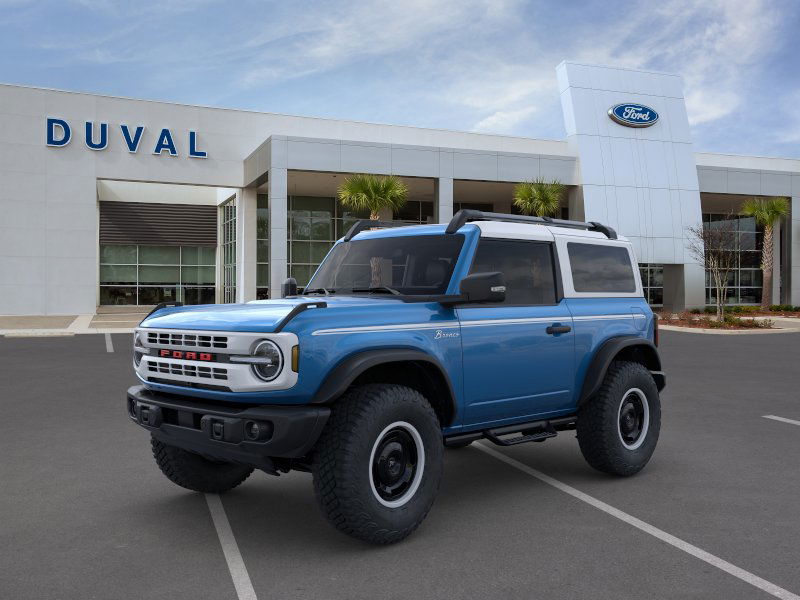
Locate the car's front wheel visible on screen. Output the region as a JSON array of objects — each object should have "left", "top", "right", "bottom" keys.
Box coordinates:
[
  {"left": 576, "top": 361, "right": 661, "bottom": 476},
  {"left": 312, "top": 383, "right": 443, "bottom": 544}
]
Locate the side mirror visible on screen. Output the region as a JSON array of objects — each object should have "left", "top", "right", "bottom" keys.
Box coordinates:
[
  {"left": 457, "top": 272, "right": 506, "bottom": 304},
  {"left": 281, "top": 277, "right": 298, "bottom": 298}
]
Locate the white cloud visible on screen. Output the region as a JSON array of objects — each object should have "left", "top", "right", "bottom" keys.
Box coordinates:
[
  {"left": 472, "top": 106, "right": 538, "bottom": 133},
  {"left": 239, "top": 0, "right": 523, "bottom": 88},
  {"left": 603, "top": 0, "right": 781, "bottom": 125}
]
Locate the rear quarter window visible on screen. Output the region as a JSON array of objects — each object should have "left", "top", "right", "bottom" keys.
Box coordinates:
[{"left": 567, "top": 242, "right": 636, "bottom": 293}]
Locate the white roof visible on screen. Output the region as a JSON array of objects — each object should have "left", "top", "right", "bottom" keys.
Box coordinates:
[{"left": 474, "top": 221, "right": 629, "bottom": 243}]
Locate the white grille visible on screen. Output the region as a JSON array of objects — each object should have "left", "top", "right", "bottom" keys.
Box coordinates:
[
  {"left": 147, "top": 331, "right": 228, "bottom": 349},
  {"left": 147, "top": 360, "right": 228, "bottom": 380}
]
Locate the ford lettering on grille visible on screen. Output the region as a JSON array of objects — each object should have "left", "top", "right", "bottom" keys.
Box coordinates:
[{"left": 157, "top": 349, "right": 215, "bottom": 361}]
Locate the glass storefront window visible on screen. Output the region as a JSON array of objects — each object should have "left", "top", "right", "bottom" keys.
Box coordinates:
[
  {"left": 702, "top": 213, "right": 765, "bottom": 305},
  {"left": 221, "top": 198, "right": 237, "bottom": 303},
  {"left": 639, "top": 263, "right": 664, "bottom": 307},
  {"left": 99, "top": 245, "right": 215, "bottom": 306},
  {"left": 287, "top": 196, "right": 369, "bottom": 287},
  {"left": 394, "top": 200, "right": 434, "bottom": 224},
  {"left": 256, "top": 194, "right": 270, "bottom": 300}
]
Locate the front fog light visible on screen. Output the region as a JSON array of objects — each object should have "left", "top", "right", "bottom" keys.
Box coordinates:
[{"left": 251, "top": 340, "right": 283, "bottom": 381}]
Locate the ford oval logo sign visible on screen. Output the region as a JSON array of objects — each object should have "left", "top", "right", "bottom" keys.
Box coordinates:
[{"left": 608, "top": 103, "right": 659, "bottom": 128}]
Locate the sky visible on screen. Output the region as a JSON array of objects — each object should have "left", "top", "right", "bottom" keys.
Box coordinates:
[{"left": 1, "top": 0, "right": 799, "bottom": 157}]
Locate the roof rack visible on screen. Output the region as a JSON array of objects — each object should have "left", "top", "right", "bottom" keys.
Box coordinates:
[
  {"left": 343, "top": 220, "right": 418, "bottom": 242},
  {"left": 445, "top": 209, "right": 617, "bottom": 239}
]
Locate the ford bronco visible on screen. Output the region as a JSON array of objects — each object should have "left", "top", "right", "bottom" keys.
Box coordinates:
[{"left": 128, "top": 209, "right": 665, "bottom": 544}]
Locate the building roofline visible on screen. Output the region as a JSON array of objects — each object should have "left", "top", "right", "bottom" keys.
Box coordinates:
[{"left": 0, "top": 80, "right": 567, "bottom": 146}]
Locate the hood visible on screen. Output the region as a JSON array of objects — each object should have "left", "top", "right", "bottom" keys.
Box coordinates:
[{"left": 139, "top": 296, "right": 406, "bottom": 332}]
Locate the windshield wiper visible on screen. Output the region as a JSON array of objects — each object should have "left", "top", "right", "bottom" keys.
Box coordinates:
[
  {"left": 303, "top": 287, "right": 333, "bottom": 296},
  {"left": 350, "top": 286, "right": 401, "bottom": 295}
]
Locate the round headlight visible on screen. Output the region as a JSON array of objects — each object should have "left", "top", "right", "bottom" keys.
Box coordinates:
[
  {"left": 133, "top": 332, "right": 143, "bottom": 367},
  {"left": 251, "top": 340, "right": 283, "bottom": 382}
]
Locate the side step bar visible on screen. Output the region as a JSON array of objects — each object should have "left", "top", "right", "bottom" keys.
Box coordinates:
[{"left": 444, "top": 416, "right": 576, "bottom": 448}]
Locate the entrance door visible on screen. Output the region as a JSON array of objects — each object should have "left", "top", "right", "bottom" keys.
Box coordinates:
[{"left": 458, "top": 237, "right": 575, "bottom": 428}]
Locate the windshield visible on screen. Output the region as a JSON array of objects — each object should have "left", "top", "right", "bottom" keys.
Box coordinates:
[{"left": 305, "top": 234, "right": 464, "bottom": 296}]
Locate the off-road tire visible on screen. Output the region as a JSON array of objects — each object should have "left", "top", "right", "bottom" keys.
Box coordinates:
[
  {"left": 576, "top": 361, "right": 661, "bottom": 476},
  {"left": 312, "top": 384, "right": 444, "bottom": 544},
  {"left": 151, "top": 437, "right": 253, "bottom": 493}
]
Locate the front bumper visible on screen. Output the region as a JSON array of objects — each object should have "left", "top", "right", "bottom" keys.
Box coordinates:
[{"left": 127, "top": 385, "right": 329, "bottom": 469}]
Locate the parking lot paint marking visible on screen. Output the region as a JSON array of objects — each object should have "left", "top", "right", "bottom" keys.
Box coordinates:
[
  {"left": 476, "top": 443, "right": 800, "bottom": 600},
  {"left": 763, "top": 415, "right": 800, "bottom": 427},
  {"left": 205, "top": 493, "right": 258, "bottom": 600},
  {"left": 104, "top": 333, "right": 114, "bottom": 353}
]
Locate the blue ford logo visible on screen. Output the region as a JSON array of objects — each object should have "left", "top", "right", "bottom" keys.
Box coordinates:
[{"left": 608, "top": 103, "right": 659, "bottom": 128}]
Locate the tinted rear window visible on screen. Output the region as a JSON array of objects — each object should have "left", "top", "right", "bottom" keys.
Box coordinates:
[{"left": 567, "top": 243, "right": 636, "bottom": 293}]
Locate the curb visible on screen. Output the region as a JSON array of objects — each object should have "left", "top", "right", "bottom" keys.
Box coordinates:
[{"left": 659, "top": 324, "right": 800, "bottom": 335}]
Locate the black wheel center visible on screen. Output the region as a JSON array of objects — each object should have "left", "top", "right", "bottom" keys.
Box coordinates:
[
  {"left": 372, "top": 429, "right": 418, "bottom": 501},
  {"left": 619, "top": 395, "right": 645, "bottom": 444}
]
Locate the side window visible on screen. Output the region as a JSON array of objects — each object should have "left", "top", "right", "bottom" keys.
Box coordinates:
[
  {"left": 567, "top": 242, "right": 636, "bottom": 293},
  {"left": 469, "top": 239, "right": 557, "bottom": 305}
]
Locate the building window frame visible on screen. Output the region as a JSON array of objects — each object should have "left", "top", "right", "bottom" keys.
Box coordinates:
[
  {"left": 220, "top": 197, "right": 237, "bottom": 303},
  {"left": 99, "top": 244, "right": 215, "bottom": 306}
]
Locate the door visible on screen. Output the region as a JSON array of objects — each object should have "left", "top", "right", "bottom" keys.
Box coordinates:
[{"left": 458, "top": 238, "right": 575, "bottom": 428}]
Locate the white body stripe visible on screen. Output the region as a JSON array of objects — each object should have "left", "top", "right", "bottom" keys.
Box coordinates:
[
  {"left": 459, "top": 317, "right": 554, "bottom": 327},
  {"left": 312, "top": 314, "right": 647, "bottom": 335},
  {"left": 312, "top": 322, "right": 456, "bottom": 336}
]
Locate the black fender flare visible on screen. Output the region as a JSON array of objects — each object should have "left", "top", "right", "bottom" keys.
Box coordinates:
[
  {"left": 310, "top": 348, "right": 458, "bottom": 424},
  {"left": 578, "top": 336, "right": 664, "bottom": 407}
]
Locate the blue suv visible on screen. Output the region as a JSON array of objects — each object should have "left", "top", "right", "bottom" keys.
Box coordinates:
[{"left": 128, "top": 210, "right": 665, "bottom": 544}]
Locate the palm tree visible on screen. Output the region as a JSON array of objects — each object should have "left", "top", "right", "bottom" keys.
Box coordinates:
[
  {"left": 740, "top": 196, "right": 789, "bottom": 308},
  {"left": 513, "top": 178, "right": 565, "bottom": 217},
  {"left": 337, "top": 174, "right": 408, "bottom": 287},
  {"left": 337, "top": 173, "right": 408, "bottom": 220}
]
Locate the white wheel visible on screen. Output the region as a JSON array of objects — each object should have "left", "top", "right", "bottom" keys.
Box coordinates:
[
  {"left": 617, "top": 388, "right": 650, "bottom": 451},
  {"left": 368, "top": 421, "right": 425, "bottom": 508}
]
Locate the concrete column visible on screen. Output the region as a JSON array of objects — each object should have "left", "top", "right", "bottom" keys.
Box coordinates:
[
  {"left": 268, "top": 168, "right": 288, "bottom": 299},
  {"left": 791, "top": 196, "right": 800, "bottom": 305},
  {"left": 663, "top": 263, "right": 705, "bottom": 312},
  {"left": 435, "top": 177, "right": 453, "bottom": 224},
  {"left": 235, "top": 188, "right": 257, "bottom": 303}
]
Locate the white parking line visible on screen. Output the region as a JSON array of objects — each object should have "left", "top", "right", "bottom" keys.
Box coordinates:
[
  {"left": 476, "top": 443, "right": 800, "bottom": 600},
  {"left": 104, "top": 333, "right": 114, "bottom": 353},
  {"left": 763, "top": 415, "right": 800, "bottom": 427},
  {"left": 205, "top": 493, "right": 258, "bottom": 600}
]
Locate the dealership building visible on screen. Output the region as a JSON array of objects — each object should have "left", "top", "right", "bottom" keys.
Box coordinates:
[{"left": 1, "top": 61, "right": 799, "bottom": 316}]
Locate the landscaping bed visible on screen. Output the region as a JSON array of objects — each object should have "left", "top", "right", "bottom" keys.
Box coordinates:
[
  {"left": 699, "top": 305, "right": 800, "bottom": 318},
  {"left": 658, "top": 311, "right": 774, "bottom": 330}
]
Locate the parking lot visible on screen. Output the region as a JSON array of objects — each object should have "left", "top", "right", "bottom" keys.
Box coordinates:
[{"left": 1, "top": 330, "right": 799, "bottom": 600}]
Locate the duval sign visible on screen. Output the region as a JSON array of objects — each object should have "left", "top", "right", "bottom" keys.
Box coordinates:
[
  {"left": 608, "top": 103, "right": 659, "bottom": 128},
  {"left": 45, "top": 117, "right": 207, "bottom": 157}
]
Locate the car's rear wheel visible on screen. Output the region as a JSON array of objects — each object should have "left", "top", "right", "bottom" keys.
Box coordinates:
[
  {"left": 576, "top": 361, "right": 661, "bottom": 476},
  {"left": 151, "top": 437, "right": 253, "bottom": 493},
  {"left": 312, "top": 383, "right": 443, "bottom": 544}
]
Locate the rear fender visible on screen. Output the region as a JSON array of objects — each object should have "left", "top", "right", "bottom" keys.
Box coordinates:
[{"left": 579, "top": 336, "right": 664, "bottom": 407}]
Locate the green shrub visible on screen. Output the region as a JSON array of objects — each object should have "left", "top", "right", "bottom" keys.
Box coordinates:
[
  {"left": 770, "top": 304, "right": 797, "bottom": 312},
  {"left": 703, "top": 306, "right": 715, "bottom": 314},
  {"left": 690, "top": 308, "right": 701, "bottom": 314}
]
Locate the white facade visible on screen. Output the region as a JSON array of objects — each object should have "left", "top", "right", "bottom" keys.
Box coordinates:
[{"left": 1, "top": 61, "right": 798, "bottom": 315}]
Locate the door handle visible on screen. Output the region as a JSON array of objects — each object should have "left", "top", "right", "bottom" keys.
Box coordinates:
[{"left": 546, "top": 324, "right": 571, "bottom": 335}]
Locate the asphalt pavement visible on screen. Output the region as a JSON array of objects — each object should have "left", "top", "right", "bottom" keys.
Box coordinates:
[{"left": 1, "top": 330, "right": 798, "bottom": 599}]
